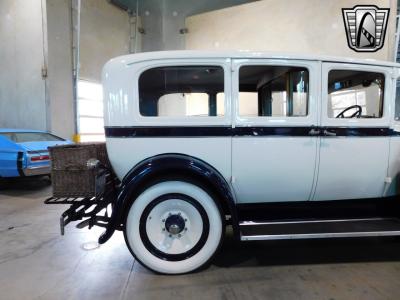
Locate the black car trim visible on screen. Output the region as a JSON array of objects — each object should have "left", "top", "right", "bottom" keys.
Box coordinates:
[
  {"left": 105, "top": 126, "right": 232, "bottom": 137},
  {"left": 105, "top": 126, "right": 393, "bottom": 137},
  {"left": 27, "top": 150, "right": 49, "bottom": 154},
  {"left": 17, "top": 151, "right": 24, "bottom": 177}
]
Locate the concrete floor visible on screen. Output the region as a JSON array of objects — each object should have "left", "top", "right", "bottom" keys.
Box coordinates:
[{"left": 1, "top": 178, "right": 400, "bottom": 300}]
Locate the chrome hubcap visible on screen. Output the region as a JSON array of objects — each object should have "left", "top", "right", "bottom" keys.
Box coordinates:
[
  {"left": 165, "top": 214, "right": 186, "bottom": 234},
  {"left": 144, "top": 197, "right": 204, "bottom": 255}
]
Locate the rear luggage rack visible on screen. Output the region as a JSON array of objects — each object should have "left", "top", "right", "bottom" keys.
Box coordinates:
[
  {"left": 45, "top": 171, "right": 119, "bottom": 235},
  {"left": 45, "top": 143, "right": 120, "bottom": 240},
  {"left": 49, "top": 143, "right": 111, "bottom": 198}
]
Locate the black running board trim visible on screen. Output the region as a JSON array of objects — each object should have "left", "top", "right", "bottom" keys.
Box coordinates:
[
  {"left": 240, "top": 217, "right": 400, "bottom": 241},
  {"left": 241, "top": 231, "right": 400, "bottom": 241}
]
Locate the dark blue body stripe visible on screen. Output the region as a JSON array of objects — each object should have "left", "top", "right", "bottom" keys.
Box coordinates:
[
  {"left": 325, "top": 127, "right": 390, "bottom": 137},
  {"left": 104, "top": 126, "right": 394, "bottom": 137},
  {"left": 105, "top": 126, "right": 232, "bottom": 137}
]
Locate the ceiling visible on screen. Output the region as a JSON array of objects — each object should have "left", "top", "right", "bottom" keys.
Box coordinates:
[{"left": 109, "top": 0, "right": 259, "bottom": 15}]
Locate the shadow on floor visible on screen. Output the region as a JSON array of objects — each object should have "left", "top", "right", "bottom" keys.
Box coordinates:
[
  {"left": 2, "top": 178, "right": 400, "bottom": 271},
  {"left": 213, "top": 229, "right": 400, "bottom": 269},
  {"left": 0, "top": 176, "right": 51, "bottom": 196}
]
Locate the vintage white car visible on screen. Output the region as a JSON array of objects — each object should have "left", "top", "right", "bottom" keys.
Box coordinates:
[{"left": 49, "top": 51, "right": 400, "bottom": 274}]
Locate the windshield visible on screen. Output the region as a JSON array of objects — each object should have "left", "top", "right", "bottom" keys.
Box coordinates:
[{"left": 0, "top": 132, "right": 65, "bottom": 143}]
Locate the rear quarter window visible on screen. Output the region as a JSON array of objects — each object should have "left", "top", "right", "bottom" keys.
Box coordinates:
[
  {"left": 0, "top": 132, "right": 64, "bottom": 143},
  {"left": 139, "top": 65, "right": 225, "bottom": 117}
]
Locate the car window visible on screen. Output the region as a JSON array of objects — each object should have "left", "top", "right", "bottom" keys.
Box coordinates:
[
  {"left": 328, "top": 70, "right": 384, "bottom": 119},
  {"left": 158, "top": 93, "right": 209, "bottom": 117},
  {"left": 238, "top": 65, "right": 309, "bottom": 117},
  {"left": 0, "top": 133, "right": 16, "bottom": 142},
  {"left": 10, "top": 132, "right": 65, "bottom": 143},
  {"left": 139, "top": 66, "right": 225, "bottom": 117}
]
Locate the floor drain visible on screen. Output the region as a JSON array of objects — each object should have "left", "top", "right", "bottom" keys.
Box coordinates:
[{"left": 81, "top": 241, "right": 100, "bottom": 251}]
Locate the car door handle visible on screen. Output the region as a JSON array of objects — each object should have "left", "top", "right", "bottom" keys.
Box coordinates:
[
  {"left": 308, "top": 128, "right": 320, "bottom": 136},
  {"left": 323, "top": 129, "right": 336, "bottom": 136}
]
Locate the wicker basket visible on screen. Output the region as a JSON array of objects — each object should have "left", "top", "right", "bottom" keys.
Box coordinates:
[{"left": 49, "top": 143, "right": 110, "bottom": 198}]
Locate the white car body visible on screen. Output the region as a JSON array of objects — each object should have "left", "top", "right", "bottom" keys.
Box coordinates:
[
  {"left": 46, "top": 51, "right": 400, "bottom": 274},
  {"left": 102, "top": 50, "right": 400, "bottom": 204}
]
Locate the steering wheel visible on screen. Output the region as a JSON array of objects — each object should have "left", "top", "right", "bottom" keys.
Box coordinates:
[{"left": 336, "top": 105, "right": 362, "bottom": 118}]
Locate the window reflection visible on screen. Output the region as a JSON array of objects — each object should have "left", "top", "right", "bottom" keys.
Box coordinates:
[
  {"left": 139, "top": 66, "right": 225, "bottom": 117},
  {"left": 238, "top": 66, "right": 309, "bottom": 117},
  {"left": 328, "top": 70, "right": 384, "bottom": 118}
]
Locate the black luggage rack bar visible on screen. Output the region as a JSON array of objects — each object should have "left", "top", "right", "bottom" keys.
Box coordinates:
[{"left": 45, "top": 172, "right": 119, "bottom": 235}]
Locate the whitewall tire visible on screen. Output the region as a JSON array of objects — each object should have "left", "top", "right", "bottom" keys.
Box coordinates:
[{"left": 124, "top": 181, "right": 224, "bottom": 274}]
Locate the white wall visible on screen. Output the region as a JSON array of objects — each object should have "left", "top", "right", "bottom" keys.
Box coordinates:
[
  {"left": 0, "top": 0, "right": 47, "bottom": 130},
  {"left": 79, "top": 0, "right": 131, "bottom": 82},
  {"left": 138, "top": 0, "right": 255, "bottom": 51},
  {"left": 0, "top": 0, "right": 134, "bottom": 140},
  {"left": 185, "top": 0, "right": 397, "bottom": 61},
  {"left": 76, "top": 0, "right": 135, "bottom": 142},
  {"left": 0, "top": 0, "right": 75, "bottom": 139}
]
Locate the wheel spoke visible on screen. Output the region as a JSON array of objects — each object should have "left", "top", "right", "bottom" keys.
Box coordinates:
[
  {"left": 159, "top": 234, "right": 172, "bottom": 251},
  {"left": 179, "top": 234, "right": 193, "bottom": 251}
]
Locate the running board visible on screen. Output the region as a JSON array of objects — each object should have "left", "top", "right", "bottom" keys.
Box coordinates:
[{"left": 240, "top": 217, "right": 400, "bottom": 241}]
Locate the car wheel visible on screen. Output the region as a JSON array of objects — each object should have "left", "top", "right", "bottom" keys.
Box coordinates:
[{"left": 124, "top": 180, "right": 224, "bottom": 274}]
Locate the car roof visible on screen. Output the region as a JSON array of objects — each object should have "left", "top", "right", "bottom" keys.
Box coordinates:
[
  {"left": 104, "top": 50, "right": 400, "bottom": 70},
  {"left": 0, "top": 128, "right": 47, "bottom": 133}
]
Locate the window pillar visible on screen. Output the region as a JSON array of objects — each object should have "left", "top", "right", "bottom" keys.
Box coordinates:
[{"left": 209, "top": 93, "right": 217, "bottom": 116}]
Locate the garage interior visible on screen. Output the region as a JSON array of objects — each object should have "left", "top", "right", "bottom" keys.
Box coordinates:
[{"left": 2, "top": 0, "right": 400, "bottom": 299}]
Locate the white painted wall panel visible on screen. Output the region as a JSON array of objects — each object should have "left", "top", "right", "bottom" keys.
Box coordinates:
[{"left": 0, "top": 0, "right": 46, "bottom": 130}]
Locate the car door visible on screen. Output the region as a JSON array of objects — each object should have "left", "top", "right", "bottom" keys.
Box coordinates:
[
  {"left": 313, "top": 63, "right": 392, "bottom": 201},
  {"left": 231, "top": 59, "right": 320, "bottom": 203}
]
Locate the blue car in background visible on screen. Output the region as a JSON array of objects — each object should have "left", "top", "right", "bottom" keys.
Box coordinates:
[{"left": 0, "top": 129, "right": 72, "bottom": 182}]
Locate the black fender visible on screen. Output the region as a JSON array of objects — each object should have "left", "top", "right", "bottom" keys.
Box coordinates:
[{"left": 99, "top": 153, "right": 239, "bottom": 244}]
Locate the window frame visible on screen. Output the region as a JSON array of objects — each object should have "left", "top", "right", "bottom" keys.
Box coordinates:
[
  {"left": 393, "top": 74, "right": 400, "bottom": 122},
  {"left": 233, "top": 59, "right": 319, "bottom": 127},
  {"left": 133, "top": 59, "right": 231, "bottom": 126},
  {"left": 321, "top": 63, "right": 392, "bottom": 128}
]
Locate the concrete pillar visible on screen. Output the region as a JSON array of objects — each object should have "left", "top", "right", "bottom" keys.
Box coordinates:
[{"left": 46, "top": 0, "right": 75, "bottom": 139}]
